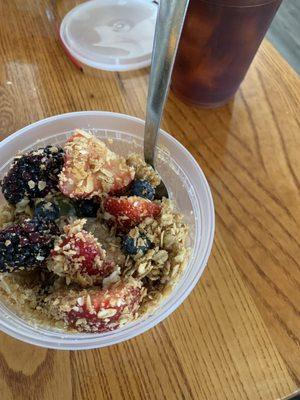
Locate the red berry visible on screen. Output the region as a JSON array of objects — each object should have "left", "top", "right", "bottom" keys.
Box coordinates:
[
  {"left": 103, "top": 196, "right": 161, "bottom": 231},
  {"left": 45, "top": 279, "right": 144, "bottom": 332},
  {"left": 59, "top": 130, "right": 135, "bottom": 198},
  {"left": 48, "top": 219, "right": 114, "bottom": 285}
]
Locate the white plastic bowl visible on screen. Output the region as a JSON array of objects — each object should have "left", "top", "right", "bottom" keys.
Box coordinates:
[{"left": 0, "top": 111, "right": 214, "bottom": 350}]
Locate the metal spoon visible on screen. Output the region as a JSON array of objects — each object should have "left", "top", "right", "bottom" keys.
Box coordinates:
[{"left": 144, "top": 0, "right": 190, "bottom": 199}]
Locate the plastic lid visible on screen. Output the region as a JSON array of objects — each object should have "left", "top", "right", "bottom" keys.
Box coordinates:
[{"left": 60, "top": 0, "right": 158, "bottom": 72}]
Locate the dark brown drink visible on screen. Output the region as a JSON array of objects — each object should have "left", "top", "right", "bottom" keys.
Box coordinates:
[{"left": 172, "top": 0, "right": 282, "bottom": 107}]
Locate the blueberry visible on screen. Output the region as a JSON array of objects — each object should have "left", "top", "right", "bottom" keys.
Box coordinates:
[
  {"left": 54, "top": 197, "right": 76, "bottom": 217},
  {"left": 122, "top": 231, "right": 152, "bottom": 255},
  {"left": 130, "top": 180, "right": 155, "bottom": 200},
  {"left": 74, "top": 198, "right": 100, "bottom": 218},
  {"left": 34, "top": 201, "right": 59, "bottom": 221}
]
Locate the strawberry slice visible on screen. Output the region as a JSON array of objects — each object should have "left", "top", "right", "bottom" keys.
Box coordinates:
[
  {"left": 47, "top": 219, "right": 114, "bottom": 286},
  {"left": 44, "top": 279, "right": 145, "bottom": 333},
  {"left": 103, "top": 196, "right": 161, "bottom": 231},
  {"left": 59, "top": 130, "right": 135, "bottom": 198}
]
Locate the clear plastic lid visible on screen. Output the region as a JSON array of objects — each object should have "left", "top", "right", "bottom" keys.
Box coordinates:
[{"left": 60, "top": 0, "right": 158, "bottom": 72}]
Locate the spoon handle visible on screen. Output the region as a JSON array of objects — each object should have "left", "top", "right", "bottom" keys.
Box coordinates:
[{"left": 144, "top": 0, "right": 190, "bottom": 167}]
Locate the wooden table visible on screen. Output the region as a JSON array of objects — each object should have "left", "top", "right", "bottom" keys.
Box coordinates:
[{"left": 0, "top": 1, "right": 299, "bottom": 399}]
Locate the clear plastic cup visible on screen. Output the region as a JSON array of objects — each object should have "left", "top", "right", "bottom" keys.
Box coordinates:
[
  {"left": 0, "top": 111, "right": 214, "bottom": 350},
  {"left": 172, "top": 0, "right": 283, "bottom": 107}
]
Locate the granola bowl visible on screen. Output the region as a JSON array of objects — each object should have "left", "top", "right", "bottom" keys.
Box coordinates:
[{"left": 0, "top": 111, "right": 214, "bottom": 349}]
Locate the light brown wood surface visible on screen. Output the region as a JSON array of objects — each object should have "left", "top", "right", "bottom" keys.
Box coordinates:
[{"left": 0, "top": 1, "right": 299, "bottom": 399}]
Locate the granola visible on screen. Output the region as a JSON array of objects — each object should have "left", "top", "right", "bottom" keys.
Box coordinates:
[{"left": 0, "top": 130, "right": 189, "bottom": 332}]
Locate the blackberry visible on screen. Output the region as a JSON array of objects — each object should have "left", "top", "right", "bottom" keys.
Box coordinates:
[
  {"left": 130, "top": 180, "right": 155, "bottom": 200},
  {"left": 1, "top": 145, "right": 64, "bottom": 205},
  {"left": 74, "top": 198, "right": 100, "bottom": 218},
  {"left": 122, "top": 229, "right": 152, "bottom": 256},
  {"left": 34, "top": 201, "right": 60, "bottom": 221},
  {"left": 0, "top": 217, "right": 60, "bottom": 272}
]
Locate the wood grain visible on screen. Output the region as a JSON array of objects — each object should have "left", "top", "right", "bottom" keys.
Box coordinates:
[
  {"left": 0, "top": 1, "right": 299, "bottom": 399},
  {"left": 0, "top": 232, "right": 296, "bottom": 400}
]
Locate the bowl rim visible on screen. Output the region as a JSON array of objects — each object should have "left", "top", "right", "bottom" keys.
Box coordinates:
[{"left": 0, "top": 111, "right": 215, "bottom": 349}]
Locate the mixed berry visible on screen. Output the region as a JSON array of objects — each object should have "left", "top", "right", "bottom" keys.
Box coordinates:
[
  {"left": 59, "top": 131, "right": 135, "bottom": 198},
  {"left": 0, "top": 218, "right": 59, "bottom": 273},
  {"left": 130, "top": 179, "right": 155, "bottom": 200},
  {"left": 0, "top": 130, "right": 174, "bottom": 333},
  {"left": 2, "top": 146, "right": 64, "bottom": 205},
  {"left": 48, "top": 219, "right": 114, "bottom": 286},
  {"left": 34, "top": 201, "right": 60, "bottom": 221},
  {"left": 103, "top": 196, "right": 161, "bottom": 232},
  {"left": 45, "top": 279, "right": 144, "bottom": 333},
  {"left": 122, "top": 228, "right": 152, "bottom": 256},
  {"left": 73, "top": 198, "right": 100, "bottom": 218}
]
